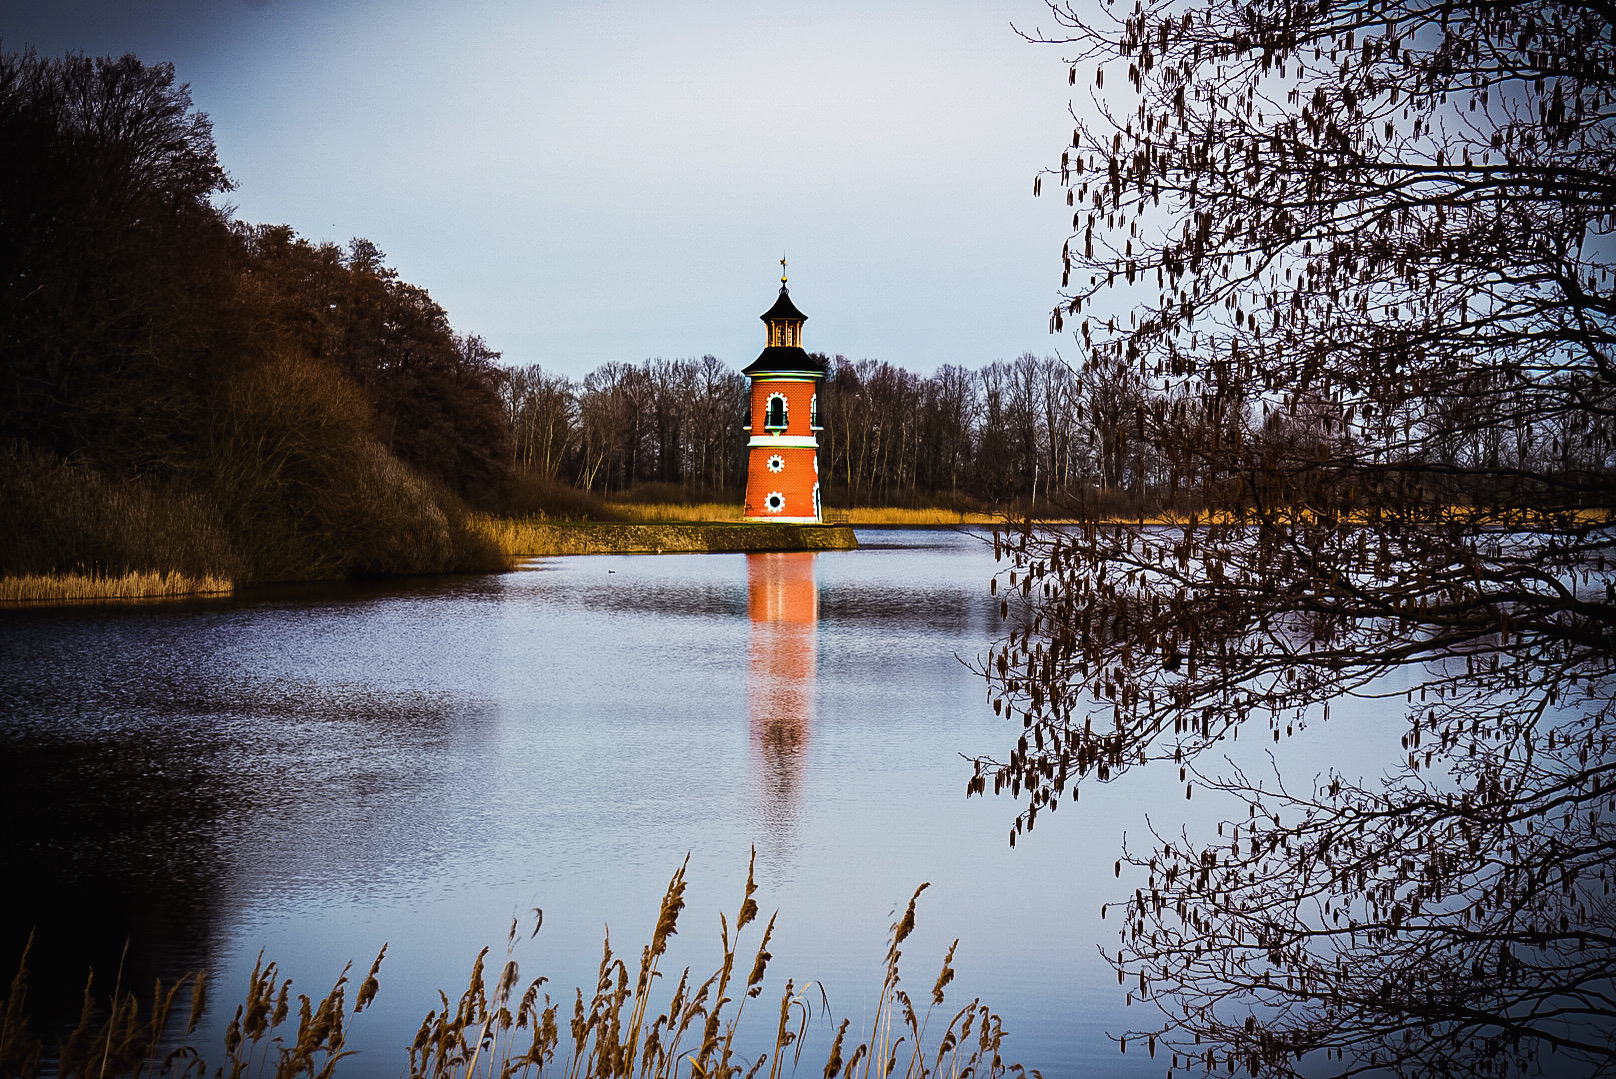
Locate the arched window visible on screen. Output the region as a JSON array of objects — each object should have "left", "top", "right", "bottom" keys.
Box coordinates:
[
  {"left": 810, "top": 394, "right": 819, "bottom": 429},
  {"left": 766, "top": 394, "right": 787, "bottom": 430}
]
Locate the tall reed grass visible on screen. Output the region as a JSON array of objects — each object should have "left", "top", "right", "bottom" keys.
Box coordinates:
[
  {"left": 1, "top": 859, "right": 1026, "bottom": 1079},
  {"left": 531, "top": 504, "right": 997, "bottom": 527},
  {"left": 472, "top": 520, "right": 857, "bottom": 557},
  {"left": 0, "top": 571, "right": 232, "bottom": 605},
  {"left": 603, "top": 502, "right": 745, "bottom": 523},
  {"left": 0, "top": 443, "right": 242, "bottom": 588}
]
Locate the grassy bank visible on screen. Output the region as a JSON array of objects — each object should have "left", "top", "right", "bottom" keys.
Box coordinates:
[
  {"left": 603, "top": 499, "right": 745, "bottom": 521},
  {"left": 0, "top": 861, "right": 1023, "bottom": 1079},
  {"left": 0, "top": 571, "right": 233, "bottom": 605},
  {"left": 2, "top": 370, "right": 508, "bottom": 607},
  {"left": 599, "top": 502, "right": 998, "bottom": 526},
  {"left": 477, "top": 517, "right": 858, "bottom": 556},
  {"left": 838, "top": 507, "right": 996, "bottom": 526}
]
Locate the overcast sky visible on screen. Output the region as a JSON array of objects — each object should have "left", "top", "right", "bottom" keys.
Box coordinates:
[{"left": 4, "top": 0, "right": 1085, "bottom": 378}]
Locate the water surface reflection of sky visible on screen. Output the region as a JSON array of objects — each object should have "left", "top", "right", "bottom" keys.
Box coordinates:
[{"left": 0, "top": 530, "right": 1410, "bottom": 1077}]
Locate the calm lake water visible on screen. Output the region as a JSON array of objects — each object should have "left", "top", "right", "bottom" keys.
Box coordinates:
[{"left": 0, "top": 529, "right": 1404, "bottom": 1076}]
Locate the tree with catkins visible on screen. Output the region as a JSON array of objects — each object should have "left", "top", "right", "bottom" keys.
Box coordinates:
[{"left": 977, "top": 0, "right": 1616, "bottom": 1074}]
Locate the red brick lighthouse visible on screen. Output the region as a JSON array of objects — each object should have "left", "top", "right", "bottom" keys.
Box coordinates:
[{"left": 743, "top": 262, "right": 825, "bottom": 522}]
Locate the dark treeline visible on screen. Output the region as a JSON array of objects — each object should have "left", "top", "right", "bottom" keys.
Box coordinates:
[{"left": 1, "top": 49, "right": 508, "bottom": 582}]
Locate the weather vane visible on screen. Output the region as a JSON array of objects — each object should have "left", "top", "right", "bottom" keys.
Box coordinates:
[{"left": 780, "top": 254, "right": 788, "bottom": 285}]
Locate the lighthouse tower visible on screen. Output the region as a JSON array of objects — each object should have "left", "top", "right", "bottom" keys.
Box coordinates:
[{"left": 743, "top": 263, "right": 825, "bottom": 522}]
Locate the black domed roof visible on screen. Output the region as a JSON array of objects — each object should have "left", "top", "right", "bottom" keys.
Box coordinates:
[
  {"left": 742, "top": 346, "right": 826, "bottom": 378},
  {"left": 760, "top": 286, "right": 807, "bottom": 323}
]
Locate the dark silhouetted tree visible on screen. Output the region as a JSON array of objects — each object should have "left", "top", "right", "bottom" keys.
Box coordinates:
[
  {"left": 976, "top": 0, "right": 1616, "bottom": 1074},
  {"left": 233, "top": 226, "right": 511, "bottom": 505},
  {"left": 0, "top": 49, "right": 236, "bottom": 471}
]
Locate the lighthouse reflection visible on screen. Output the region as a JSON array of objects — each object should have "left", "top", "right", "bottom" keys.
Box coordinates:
[{"left": 746, "top": 552, "right": 817, "bottom": 848}]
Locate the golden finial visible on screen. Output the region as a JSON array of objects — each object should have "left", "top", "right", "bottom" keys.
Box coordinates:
[{"left": 780, "top": 255, "right": 788, "bottom": 285}]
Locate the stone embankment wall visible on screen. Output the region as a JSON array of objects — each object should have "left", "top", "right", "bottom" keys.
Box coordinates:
[{"left": 488, "top": 521, "right": 858, "bottom": 557}]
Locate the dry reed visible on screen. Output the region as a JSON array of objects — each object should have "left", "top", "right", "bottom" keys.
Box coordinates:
[
  {"left": 479, "top": 500, "right": 1003, "bottom": 533},
  {"left": 1, "top": 858, "right": 1028, "bottom": 1079},
  {"left": 602, "top": 505, "right": 1000, "bottom": 527},
  {"left": 1, "top": 443, "right": 242, "bottom": 586},
  {"left": 0, "top": 571, "right": 233, "bottom": 605},
  {"left": 471, "top": 519, "right": 857, "bottom": 557},
  {"left": 603, "top": 503, "right": 746, "bottom": 523},
  {"left": 836, "top": 509, "right": 996, "bottom": 527}
]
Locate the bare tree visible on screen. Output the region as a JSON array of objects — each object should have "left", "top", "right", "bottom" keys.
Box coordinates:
[
  {"left": 685, "top": 354, "right": 748, "bottom": 495},
  {"left": 503, "top": 364, "right": 577, "bottom": 480},
  {"left": 975, "top": 0, "right": 1616, "bottom": 1074},
  {"left": 577, "top": 362, "right": 654, "bottom": 492},
  {"left": 918, "top": 364, "right": 983, "bottom": 503}
]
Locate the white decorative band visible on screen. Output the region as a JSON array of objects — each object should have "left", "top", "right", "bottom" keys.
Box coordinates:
[
  {"left": 744, "top": 516, "right": 822, "bottom": 524},
  {"left": 749, "top": 436, "right": 819, "bottom": 448}
]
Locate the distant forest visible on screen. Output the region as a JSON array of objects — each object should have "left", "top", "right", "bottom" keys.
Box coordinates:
[{"left": 506, "top": 351, "right": 1162, "bottom": 514}]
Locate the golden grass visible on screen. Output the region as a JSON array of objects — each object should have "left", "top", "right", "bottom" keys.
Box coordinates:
[
  {"left": 1, "top": 857, "right": 1027, "bottom": 1079},
  {"left": 496, "top": 502, "right": 1004, "bottom": 528},
  {"left": 836, "top": 508, "right": 997, "bottom": 526},
  {"left": 605, "top": 501, "right": 747, "bottom": 523},
  {"left": 0, "top": 570, "right": 233, "bottom": 605},
  {"left": 472, "top": 517, "right": 858, "bottom": 557},
  {"left": 607, "top": 503, "right": 1002, "bottom": 526},
  {"left": 544, "top": 496, "right": 1615, "bottom": 533}
]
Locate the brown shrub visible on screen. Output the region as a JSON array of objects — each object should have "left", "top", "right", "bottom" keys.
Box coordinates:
[
  {"left": 204, "top": 354, "right": 507, "bottom": 582},
  {"left": 0, "top": 443, "right": 242, "bottom": 582}
]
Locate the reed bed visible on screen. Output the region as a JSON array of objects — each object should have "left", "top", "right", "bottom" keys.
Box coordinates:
[
  {"left": 0, "top": 443, "right": 242, "bottom": 587},
  {"left": 600, "top": 504, "right": 998, "bottom": 527},
  {"left": 0, "top": 571, "right": 233, "bottom": 605},
  {"left": 473, "top": 519, "right": 857, "bottom": 557},
  {"left": 603, "top": 502, "right": 746, "bottom": 523},
  {"left": 0, "top": 858, "right": 1027, "bottom": 1079},
  {"left": 836, "top": 508, "right": 996, "bottom": 527}
]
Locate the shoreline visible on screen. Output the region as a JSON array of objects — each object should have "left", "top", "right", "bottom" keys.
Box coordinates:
[
  {"left": 0, "top": 570, "right": 235, "bottom": 607},
  {"left": 481, "top": 519, "right": 860, "bottom": 557},
  {"left": 0, "top": 523, "right": 863, "bottom": 606}
]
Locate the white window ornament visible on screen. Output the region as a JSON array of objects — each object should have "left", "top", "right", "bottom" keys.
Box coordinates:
[
  {"left": 764, "top": 492, "right": 786, "bottom": 512},
  {"left": 765, "top": 394, "right": 788, "bottom": 429},
  {"left": 766, "top": 454, "right": 785, "bottom": 473}
]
